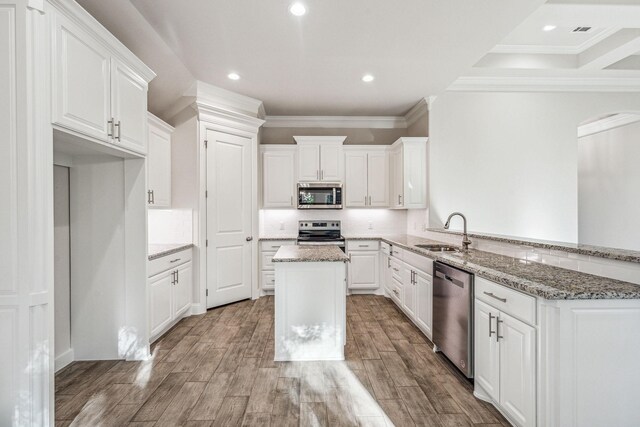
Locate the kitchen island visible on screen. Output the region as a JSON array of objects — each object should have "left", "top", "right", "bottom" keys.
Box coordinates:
[{"left": 273, "top": 245, "right": 349, "bottom": 361}]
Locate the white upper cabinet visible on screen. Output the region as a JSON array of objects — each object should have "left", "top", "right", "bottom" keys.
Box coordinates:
[
  {"left": 147, "top": 113, "right": 173, "bottom": 208},
  {"left": 294, "top": 136, "right": 345, "bottom": 182},
  {"left": 51, "top": 4, "right": 155, "bottom": 156},
  {"left": 53, "top": 13, "right": 111, "bottom": 142},
  {"left": 262, "top": 146, "right": 296, "bottom": 208},
  {"left": 344, "top": 148, "right": 389, "bottom": 208},
  {"left": 390, "top": 137, "right": 428, "bottom": 209},
  {"left": 111, "top": 59, "right": 148, "bottom": 153}
]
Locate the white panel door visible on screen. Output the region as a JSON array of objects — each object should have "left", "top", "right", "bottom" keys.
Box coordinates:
[
  {"left": 263, "top": 150, "right": 295, "bottom": 208},
  {"left": 174, "top": 262, "right": 192, "bottom": 317},
  {"left": 347, "top": 251, "right": 379, "bottom": 289},
  {"left": 474, "top": 299, "right": 500, "bottom": 402},
  {"left": 111, "top": 58, "right": 148, "bottom": 155},
  {"left": 320, "top": 143, "right": 343, "bottom": 181},
  {"left": 53, "top": 13, "right": 111, "bottom": 142},
  {"left": 147, "top": 124, "right": 171, "bottom": 207},
  {"left": 367, "top": 151, "right": 389, "bottom": 207},
  {"left": 149, "top": 271, "right": 173, "bottom": 337},
  {"left": 344, "top": 151, "right": 368, "bottom": 207},
  {"left": 390, "top": 147, "right": 403, "bottom": 208},
  {"left": 403, "top": 142, "right": 426, "bottom": 208},
  {"left": 298, "top": 143, "right": 320, "bottom": 181},
  {"left": 415, "top": 270, "right": 432, "bottom": 338},
  {"left": 206, "top": 130, "right": 253, "bottom": 308},
  {"left": 499, "top": 313, "right": 536, "bottom": 427},
  {"left": 402, "top": 265, "right": 416, "bottom": 319}
]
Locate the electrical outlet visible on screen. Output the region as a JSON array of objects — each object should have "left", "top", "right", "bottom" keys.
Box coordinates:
[{"left": 368, "top": 221, "right": 373, "bottom": 230}]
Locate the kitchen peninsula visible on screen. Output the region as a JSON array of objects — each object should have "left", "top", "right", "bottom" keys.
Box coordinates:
[{"left": 272, "top": 245, "right": 349, "bottom": 361}]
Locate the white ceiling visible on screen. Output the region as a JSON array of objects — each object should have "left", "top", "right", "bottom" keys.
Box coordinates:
[
  {"left": 121, "top": 0, "right": 543, "bottom": 117},
  {"left": 457, "top": 1, "right": 640, "bottom": 90}
]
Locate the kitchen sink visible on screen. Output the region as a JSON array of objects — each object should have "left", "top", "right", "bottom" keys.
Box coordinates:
[{"left": 415, "top": 244, "right": 461, "bottom": 252}]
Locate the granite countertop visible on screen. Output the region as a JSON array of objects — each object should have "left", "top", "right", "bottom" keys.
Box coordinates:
[
  {"left": 344, "top": 234, "right": 640, "bottom": 300},
  {"left": 426, "top": 228, "right": 640, "bottom": 264},
  {"left": 148, "top": 243, "right": 194, "bottom": 261},
  {"left": 273, "top": 245, "right": 349, "bottom": 263},
  {"left": 258, "top": 236, "right": 297, "bottom": 241}
]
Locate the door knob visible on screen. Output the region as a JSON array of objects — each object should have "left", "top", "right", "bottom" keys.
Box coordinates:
[{"left": 246, "top": 237, "right": 253, "bottom": 241}]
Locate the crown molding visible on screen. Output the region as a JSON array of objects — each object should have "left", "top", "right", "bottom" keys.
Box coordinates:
[
  {"left": 293, "top": 136, "right": 346, "bottom": 145},
  {"left": 185, "top": 81, "right": 265, "bottom": 119},
  {"left": 192, "top": 101, "right": 265, "bottom": 133},
  {"left": 147, "top": 112, "right": 174, "bottom": 133},
  {"left": 448, "top": 76, "right": 640, "bottom": 92},
  {"left": 404, "top": 98, "right": 429, "bottom": 127},
  {"left": 578, "top": 113, "right": 640, "bottom": 138},
  {"left": 264, "top": 115, "right": 407, "bottom": 129}
]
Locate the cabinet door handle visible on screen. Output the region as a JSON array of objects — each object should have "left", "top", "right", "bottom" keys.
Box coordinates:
[
  {"left": 151, "top": 190, "right": 155, "bottom": 204},
  {"left": 176, "top": 269, "right": 179, "bottom": 284},
  {"left": 483, "top": 291, "right": 507, "bottom": 303},
  {"left": 317, "top": 170, "right": 320, "bottom": 180},
  {"left": 114, "top": 120, "right": 121, "bottom": 141},
  {"left": 397, "top": 195, "right": 401, "bottom": 205},
  {"left": 147, "top": 190, "right": 152, "bottom": 204},
  {"left": 108, "top": 118, "right": 114, "bottom": 137},
  {"left": 291, "top": 195, "right": 294, "bottom": 206},
  {"left": 171, "top": 271, "right": 176, "bottom": 285},
  {"left": 364, "top": 196, "right": 367, "bottom": 206},
  {"left": 246, "top": 236, "right": 253, "bottom": 242},
  {"left": 387, "top": 257, "right": 391, "bottom": 268},
  {"left": 488, "top": 313, "right": 496, "bottom": 337},
  {"left": 321, "top": 170, "right": 324, "bottom": 180},
  {"left": 496, "top": 317, "right": 503, "bottom": 342},
  {"left": 169, "top": 258, "right": 181, "bottom": 263},
  {"left": 392, "top": 267, "right": 399, "bottom": 272},
  {"left": 368, "top": 196, "right": 372, "bottom": 205}
]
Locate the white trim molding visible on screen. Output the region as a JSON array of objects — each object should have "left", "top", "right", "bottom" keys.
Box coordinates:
[
  {"left": 293, "top": 135, "right": 347, "bottom": 144},
  {"left": 185, "top": 80, "right": 265, "bottom": 119},
  {"left": 448, "top": 76, "right": 640, "bottom": 92},
  {"left": 404, "top": 98, "right": 429, "bottom": 127},
  {"left": 578, "top": 113, "right": 640, "bottom": 138}
]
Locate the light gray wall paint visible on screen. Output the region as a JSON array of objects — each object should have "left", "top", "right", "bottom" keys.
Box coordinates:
[
  {"left": 578, "top": 119, "right": 640, "bottom": 250},
  {"left": 260, "top": 127, "right": 408, "bottom": 145},
  {"left": 428, "top": 91, "right": 640, "bottom": 243}
]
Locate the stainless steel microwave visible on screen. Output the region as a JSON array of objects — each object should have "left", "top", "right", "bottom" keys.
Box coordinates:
[{"left": 297, "top": 183, "right": 343, "bottom": 209}]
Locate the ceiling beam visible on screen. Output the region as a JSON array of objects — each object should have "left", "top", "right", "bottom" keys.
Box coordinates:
[{"left": 579, "top": 29, "right": 640, "bottom": 70}]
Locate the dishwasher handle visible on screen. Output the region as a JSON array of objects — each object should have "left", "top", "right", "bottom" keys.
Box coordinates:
[{"left": 435, "top": 270, "right": 465, "bottom": 288}]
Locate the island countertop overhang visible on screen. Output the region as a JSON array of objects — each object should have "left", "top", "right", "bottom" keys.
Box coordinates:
[{"left": 273, "top": 245, "right": 349, "bottom": 263}]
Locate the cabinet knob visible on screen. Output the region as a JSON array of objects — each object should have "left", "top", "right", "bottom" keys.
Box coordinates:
[{"left": 246, "top": 236, "right": 253, "bottom": 242}]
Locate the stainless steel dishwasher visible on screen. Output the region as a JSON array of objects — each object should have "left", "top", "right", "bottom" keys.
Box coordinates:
[{"left": 433, "top": 261, "right": 474, "bottom": 378}]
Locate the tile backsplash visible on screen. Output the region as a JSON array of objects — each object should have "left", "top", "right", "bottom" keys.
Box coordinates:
[
  {"left": 148, "top": 209, "right": 193, "bottom": 244},
  {"left": 260, "top": 208, "right": 408, "bottom": 237}
]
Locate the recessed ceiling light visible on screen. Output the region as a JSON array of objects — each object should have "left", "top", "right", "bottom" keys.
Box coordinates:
[
  {"left": 289, "top": 2, "right": 306, "bottom": 16},
  {"left": 362, "top": 74, "right": 374, "bottom": 83},
  {"left": 542, "top": 25, "right": 557, "bottom": 32},
  {"left": 227, "top": 72, "right": 240, "bottom": 80}
]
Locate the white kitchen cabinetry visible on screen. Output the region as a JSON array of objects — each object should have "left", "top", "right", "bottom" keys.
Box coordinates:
[
  {"left": 294, "top": 136, "right": 345, "bottom": 182},
  {"left": 474, "top": 277, "right": 536, "bottom": 427},
  {"left": 148, "top": 248, "right": 193, "bottom": 341},
  {"left": 402, "top": 263, "right": 416, "bottom": 318},
  {"left": 380, "top": 242, "right": 393, "bottom": 294},
  {"left": 414, "top": 269, "right": 433, "bottom": 338},
  {"left": 51, "top": 8, "right": 153, "bottom": 156},
  {"left": 344, "top": 148, "right": 389, "bottom": 207},
  {"left": 261, "top": 146, "right": 296, "bottom": 208},
  {"left": 347, "top": 240, "right": 380, "bottom": 290},
  {"left": 260, "top": 240, "right": 294, "bottom": 291},
  {"left": 147, "top": 113, "right": 173, "bottom": 207},
  {"left": 389, "top": 137, "right": 428, "bottom": 209}
]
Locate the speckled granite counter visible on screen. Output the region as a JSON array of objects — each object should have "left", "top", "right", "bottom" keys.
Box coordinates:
[
  {"left": 258, "top": 236, "right": 297, "bottom": 241},
  {"left": 426, "top": 228, "right": 640, "bottom": 263},
  {"left": 273, "top": 245, "right": 349, "bottom": 263},
  {"left": 148, "top": 243, "right": 194, "bottom": 261},
  {"left": 344, "top": 235, "right": 640, "bottom": 300}
]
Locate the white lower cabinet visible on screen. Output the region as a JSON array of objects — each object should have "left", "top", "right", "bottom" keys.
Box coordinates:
[
  {"left": 260, "top": 240, "right": 293, "bottom": 291},
  {"left": 401, "top": 263, "right": 416, "bottom": 318},
  {"left": 474, "top": 283, "right": 536, "bottom": 427},
  {"left": 414, "top": 269, "right": 433, "bottom": 338},
  {"left": 347, "top": 240, "right": 380, "bottom": 290},
  {"left": 148, "top": 249, "right": 193, "bottom": 342}
]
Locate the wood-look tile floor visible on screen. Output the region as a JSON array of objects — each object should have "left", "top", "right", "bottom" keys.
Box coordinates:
[{"left": 55, "top": 295, "right": 509, "bottom": 426}]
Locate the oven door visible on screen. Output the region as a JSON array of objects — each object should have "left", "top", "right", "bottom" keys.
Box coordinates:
[{"left": 297, "top": 183, "right": 342, "bottom": 209}]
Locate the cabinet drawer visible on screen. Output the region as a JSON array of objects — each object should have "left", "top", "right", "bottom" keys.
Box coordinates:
[
  {"left": 475, "top": 276, "right": 536, "bottom": 325},
  {"left": 260, "top": 240, "right": 295, "bottom": 251},
  {"left": 380, "top": 241, "right": 391, "bottom": 255},
  {"left": 262, "top": 271, "right": 275, "bottom": 291},
  {"left": 390, "top": 258, "right": 403, "bottom": 282},
  {"left": 391, "top": 246, "right": 404, "bottom": 260},
  {"left": 347, "top": 240, "right": 379, "bottom": 251},
  {"left": 148, "top": 248, "right": 192, "bottom": 278},
  {"left": 403, "top": 250, "right": 433, "bottom": 276},
  {"left": 389, "top": 277, "right": 402, "bottom": 305},
  {"left": 261, "top": 251, "right": 276, "bottom": 271}
]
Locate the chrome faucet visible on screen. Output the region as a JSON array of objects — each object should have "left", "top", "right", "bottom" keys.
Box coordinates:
[{"left": 444, "top": 212, "right": 472, "bottom": 252}]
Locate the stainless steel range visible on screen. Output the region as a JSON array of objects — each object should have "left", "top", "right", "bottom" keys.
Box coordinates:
[{"left": 296, "top": 220, "right": 345, "bottom": 252}]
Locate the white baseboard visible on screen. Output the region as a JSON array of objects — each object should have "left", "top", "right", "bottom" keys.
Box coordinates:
[
  {"left": 55, "top": 349, "right": 74, "bottom": 372},
  {"left": 191, "top": 302, "right": 206, "bottom": 315}
]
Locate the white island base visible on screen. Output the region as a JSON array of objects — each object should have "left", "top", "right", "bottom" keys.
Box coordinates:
[{"left": 274, "top": 249, "right": 347, "bottom": 361}]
